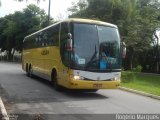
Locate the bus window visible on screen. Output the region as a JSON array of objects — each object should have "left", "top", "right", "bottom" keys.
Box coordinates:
[
  {"left": 53, "top": 24, "right": 60, "bottom": 46},
  {"left": 43, "top": 32, "right": 48, "bottom": 46},
  {"left": 39, "top": 32, "right": 45, "bottom": 47},
  {"left": 47, "top": 24, "right": 60, "bottom": 46},
  {"left": 25, "top": 36, "right": 36, "bottom": 49},
  {"left": 23, "top": 39, "right": 27, "bottom": 49},
  {"left": 34, "top": 34, "right": 39, "bottom": 48},
  {"left": 60, "top": 22, "right": 69, "bottom": 66}
]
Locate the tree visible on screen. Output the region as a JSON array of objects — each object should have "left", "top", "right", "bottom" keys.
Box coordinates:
[
  {"left": 0, "top": 4, "right": 49, "bottom": 60},
  {"left": 137, "top": 0, "right": 160, "bottom": 72},
  {"left": 68, "top": 0, "right": 87, "bottom": 17},
  {"left": 0, "top": 17, "right": 8, "bottom": 51}
]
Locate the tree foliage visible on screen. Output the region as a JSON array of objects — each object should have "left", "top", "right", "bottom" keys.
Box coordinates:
[{"left": 0, "top": 4, "right": 50, "bottom": 60}]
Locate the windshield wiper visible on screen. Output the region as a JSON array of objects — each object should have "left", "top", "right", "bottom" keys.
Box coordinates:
[{"left": 85, "top": 45, "right": 97, "bottom": 69}]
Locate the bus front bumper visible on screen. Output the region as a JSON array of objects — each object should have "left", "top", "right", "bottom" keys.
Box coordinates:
[{"left": 68, "top": 79, "right": 120, "bottom": 89}]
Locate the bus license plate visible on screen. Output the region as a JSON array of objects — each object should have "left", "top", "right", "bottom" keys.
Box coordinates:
[{"left": 93, "top": 84, "right": 102, "bottom": 88}]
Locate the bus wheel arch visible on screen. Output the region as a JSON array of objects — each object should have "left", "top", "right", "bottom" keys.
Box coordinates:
[{"left": 51, "top": 68, "right": 61, "bottom": 91}]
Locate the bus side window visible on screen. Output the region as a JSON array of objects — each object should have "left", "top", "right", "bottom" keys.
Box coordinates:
[
  {"left": 60, "top": 22, "right": 69, "bottom": 66},
  {"left": 35, "top": 34, "right": 39, "bottom": 48},
  {"left": 47, "top": 27, "right": 54, "bottom": 46},
  {"left": 40, "top": 32, "right": 45, "bottom": 47},
  {"left": 24, "top": 37, "right": 31, "bottom": 49},
  {"left": 42, "top": 32, "right": 48, "bottom": 46},
  {"left": 35, "top": 34, "right": 40, "bottom": 47},
  {"left": 53, "top": 24, "right": 60, "bottom": 46},
  {"left": 27, "top": 36, "right": 34, "bottom": 49},
  {"left": 47, "top": 24, "right": 60, "bottom": 46},
  {"left": 23, "top": 38, "right": 27, "bottom": 49}
]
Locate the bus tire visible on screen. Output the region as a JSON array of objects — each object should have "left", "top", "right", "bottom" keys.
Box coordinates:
[
  {"left": 51, "top": 70, "right": 61, "bottom": 91},
  {"left": 26, "top": 64, "right": 29, "bottom": 77},
  {"left": 28, "top": 65, "right": 33, "bottom": 78}
]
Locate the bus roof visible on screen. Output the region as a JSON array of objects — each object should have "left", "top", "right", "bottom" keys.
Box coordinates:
[
  {"left": 24, "top": 18, "right": 117, "bottom": 40},
  {"left": 63, "top": 18, "right": 117, "bottom": 28}
]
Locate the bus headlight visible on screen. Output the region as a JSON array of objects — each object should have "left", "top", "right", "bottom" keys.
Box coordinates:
[{"left": 74, "top": 75, "right": 84, "bottom": 80}]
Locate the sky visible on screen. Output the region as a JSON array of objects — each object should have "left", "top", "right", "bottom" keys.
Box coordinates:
[{"left": 0, "top": 0, "right": 77, "bottom": 20}]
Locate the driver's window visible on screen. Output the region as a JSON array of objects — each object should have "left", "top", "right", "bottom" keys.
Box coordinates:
[{"left": 60, "top": 22, "right": 69, "bottom": 66}]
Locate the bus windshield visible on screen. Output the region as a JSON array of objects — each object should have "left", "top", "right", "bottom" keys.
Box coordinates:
[{"left": 71, "top": 23, "right": 121, "bottom": 71}]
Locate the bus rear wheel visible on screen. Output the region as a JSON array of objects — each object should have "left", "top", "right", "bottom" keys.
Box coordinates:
[
  {"left": 26, "top": 64, "right": 30, "bottom": 77},
  {"left": 51, "top": 70, "right": 61, "bottom": 91}
]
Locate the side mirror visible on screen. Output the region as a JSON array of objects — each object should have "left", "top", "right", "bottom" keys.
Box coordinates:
[
  {"left": 66, "top": 33, "right": 73, "bottom": 51},
  {"left": 121, "top": 42, "right": 126, "bottom": 59},
  {"left": 68, "top": 33, "right": 72, "bottom": 39}
]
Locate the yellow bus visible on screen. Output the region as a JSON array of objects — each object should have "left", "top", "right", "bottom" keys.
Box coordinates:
[{"left": 22, "top": 18, "right": 126, "bottom": 91}]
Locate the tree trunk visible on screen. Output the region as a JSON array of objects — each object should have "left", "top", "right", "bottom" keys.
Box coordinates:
[{"left": 130, "top": 53, "right": 134, "bottom": 70}]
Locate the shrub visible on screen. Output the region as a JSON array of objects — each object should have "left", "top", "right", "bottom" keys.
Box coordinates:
[
  {"left": 121, "top": 71, "right": 136, "bottom": 83},
  {"left": 135, "top": 65, "right": 143, "bottom": 72}
]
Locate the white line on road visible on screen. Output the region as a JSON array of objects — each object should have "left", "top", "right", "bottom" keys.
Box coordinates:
[{"left": 0, "top": 96, "right": 9, "bottom": 120}]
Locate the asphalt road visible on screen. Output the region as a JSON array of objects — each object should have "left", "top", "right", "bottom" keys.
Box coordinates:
[{"left": 0, "top": 62, "right": 160, "bottom": 119}]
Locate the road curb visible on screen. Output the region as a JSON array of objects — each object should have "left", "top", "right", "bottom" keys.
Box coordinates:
[
  {"left": 0, "top": 97, "right": 9, "bottom": 120},
  {"left": 119, "top": 87, "right": 160, "bottom": 100}
]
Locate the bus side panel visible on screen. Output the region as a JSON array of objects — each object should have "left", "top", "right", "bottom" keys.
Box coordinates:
[
  {"left": 32, "top": 48, "right": 45, "bottom": 75},
  {"left": 23, "top": 48, "right": 45, "bottom": 77}
]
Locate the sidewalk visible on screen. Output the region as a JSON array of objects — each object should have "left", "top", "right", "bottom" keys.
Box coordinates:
[{"left": 0, "top": 97, "right": 9, "bottom": 120}]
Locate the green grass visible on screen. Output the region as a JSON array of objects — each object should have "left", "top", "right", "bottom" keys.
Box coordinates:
[{"left": 121, "top": 71, "right": 160, "bottom": 96}]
